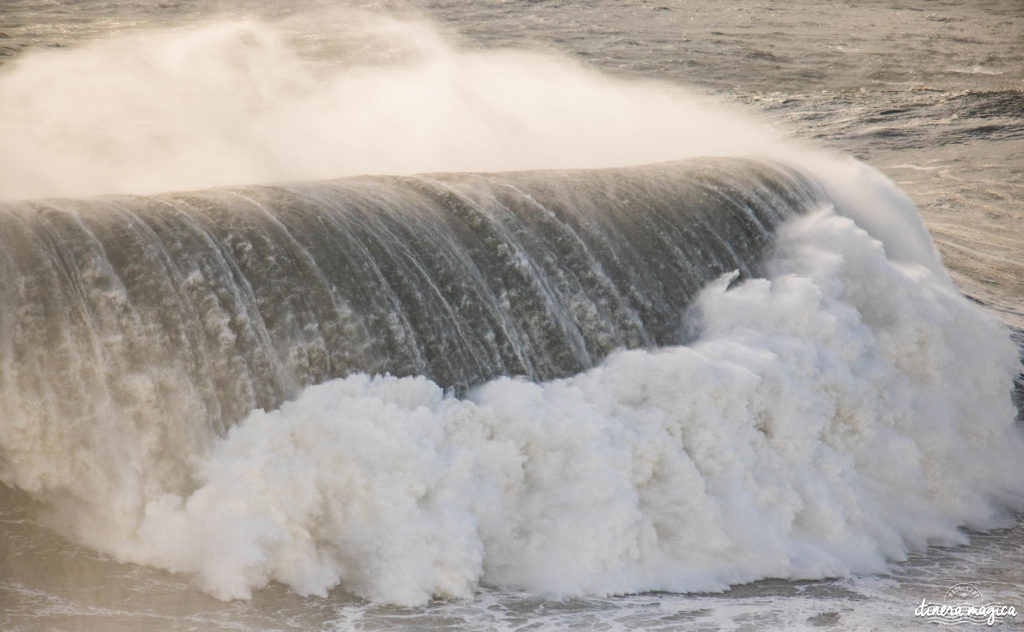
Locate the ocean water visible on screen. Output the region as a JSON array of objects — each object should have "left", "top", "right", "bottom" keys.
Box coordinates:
[{"left": 1, "top": 1, "right": 1022, "bottom": 631}]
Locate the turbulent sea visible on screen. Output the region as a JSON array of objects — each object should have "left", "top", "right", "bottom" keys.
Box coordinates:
[{"left": 1, "top": 1, "right": 1022, "bottom": 631}]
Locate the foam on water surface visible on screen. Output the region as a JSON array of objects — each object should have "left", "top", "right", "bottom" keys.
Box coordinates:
[{"left": 114, "top": 207, "right": 1024, "bottom": 605}]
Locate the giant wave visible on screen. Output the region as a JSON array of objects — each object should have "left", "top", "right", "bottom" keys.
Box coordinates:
[
  {"left": 0, "top": 158, "right": 1021, "bottom": 605},
  {"left": 0, "top": 9, "right": 1021, "bottom": 610}
]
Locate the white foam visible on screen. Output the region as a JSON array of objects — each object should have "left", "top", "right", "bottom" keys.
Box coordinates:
[{"left": 112, "top": 207, "right": 1024, "bottom": 605}]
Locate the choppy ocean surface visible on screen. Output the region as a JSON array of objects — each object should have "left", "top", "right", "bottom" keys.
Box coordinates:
[{"left": 1, "top": 1, "right": 1022, "bottom": 631}]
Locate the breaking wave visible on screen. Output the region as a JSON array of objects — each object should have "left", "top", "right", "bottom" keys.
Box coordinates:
[{"left": 0, "top": 9, "right": 1021, "bottom": 607}]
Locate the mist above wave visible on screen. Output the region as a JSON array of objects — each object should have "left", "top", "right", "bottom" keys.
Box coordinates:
[{"left": 0, "top": 10, "right": 782, "bottom": 200}]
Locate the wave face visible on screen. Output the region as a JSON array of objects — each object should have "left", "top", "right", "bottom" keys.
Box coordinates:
[
  {"left": 0, "top": 158, "right": 1022, "bottom": 607},
  {"left": 0, "top": 159, "right": 819, "bottom": 518}
]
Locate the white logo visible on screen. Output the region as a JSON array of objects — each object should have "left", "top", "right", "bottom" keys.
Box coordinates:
[{"left": 914, "top": 583, "right": 1018, "bottom": 626}]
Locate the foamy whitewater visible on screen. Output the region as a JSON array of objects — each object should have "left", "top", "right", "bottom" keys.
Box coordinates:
[
  {"left": 0, "top": 4, "right": 1022, "bottom": 628},
  {"left": 115, "top": 205, "right": 1024, "bottom": 606}
]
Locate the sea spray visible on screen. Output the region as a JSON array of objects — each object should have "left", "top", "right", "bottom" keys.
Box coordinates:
[{"left": 0, "top": 12, "right": 783, "bottom": 201}]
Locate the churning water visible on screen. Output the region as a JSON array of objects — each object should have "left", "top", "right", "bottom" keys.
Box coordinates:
[{"left": 1, "top": 1, "right": 1022, "bottom": 631}]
